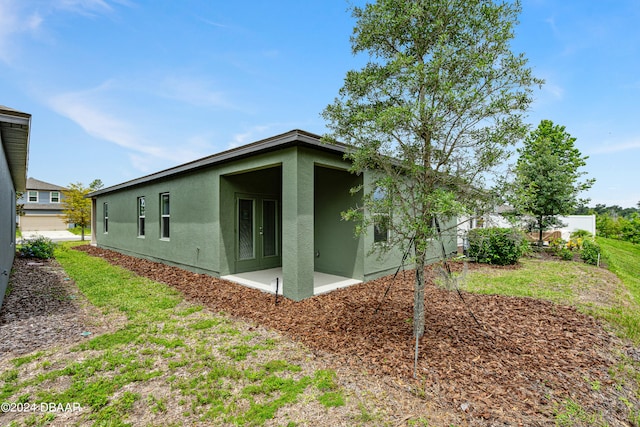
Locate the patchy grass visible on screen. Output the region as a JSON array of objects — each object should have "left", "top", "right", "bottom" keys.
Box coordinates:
[
  {"left": 461, "top": 255, "right": 640, "bottom": 344},
  {"left": 0, "top": 244, "right": 357, "bottom": 426}
]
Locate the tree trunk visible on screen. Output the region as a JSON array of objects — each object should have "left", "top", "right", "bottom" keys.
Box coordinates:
[
  {"left": 81, "top": 227, "right": 85, "bottom": 242},
  {"left": 413, "top": 244, "right": 426, "bottom": 338},
  {"left": 538, "top": 215, "right": 544, "bottom": 247}
]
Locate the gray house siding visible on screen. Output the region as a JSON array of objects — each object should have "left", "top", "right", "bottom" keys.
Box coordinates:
[
  {"left": 18, "top": 179, "right": 68, "bottom": 231},
  {"left": 0, "top": 106, "right": 30, "bottom": 309},
  {"left": 0, "top": 142, "right": 16, "bottom": 307}
]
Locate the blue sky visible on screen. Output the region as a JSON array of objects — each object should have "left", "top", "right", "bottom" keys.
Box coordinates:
[{"left": 1, "top": 0, "right": 638, "bottom": 208}]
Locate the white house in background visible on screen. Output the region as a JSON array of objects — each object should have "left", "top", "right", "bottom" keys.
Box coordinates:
[{"left": 458, "top": 208, "right": 596, "bottom": 250}]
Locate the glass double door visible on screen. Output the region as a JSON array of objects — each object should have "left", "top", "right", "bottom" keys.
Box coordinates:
[{"left": 236, "top": 194, "right": 281, "bottom": 273}]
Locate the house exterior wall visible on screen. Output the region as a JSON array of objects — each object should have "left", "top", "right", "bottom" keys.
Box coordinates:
[
  {"left": 95, "top": 167, "right": 220, "bottom": 275},
  {"left": 313, "top": 165, "right": 363, "bottom": 279},
  {"left": 0, "top": 140, "right": 16, "bottom": 308},
  {"left": 91, "top": 135, "right": 455, "bottom": 300},
  {"left": 18, "top": 183, "right": 69, "bottom": 231}
]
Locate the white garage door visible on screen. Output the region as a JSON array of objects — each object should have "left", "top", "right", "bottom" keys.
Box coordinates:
[{"left": 20, "top": 215, "right": 68, "bottom": 231}]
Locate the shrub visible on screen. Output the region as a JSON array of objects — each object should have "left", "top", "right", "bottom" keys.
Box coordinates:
[
  {"left": 467, "top": 227, "right": 530, "bottom": 265},
  {"left": 570, "top": 229, "right": 592, "bottom": 239},
  {"left": 581, "top": 239, "right": 601, "bottom": 266},
  {"left": 18, "top": 236, "right": 56, "bottom": 259},
  {"left": 559, "top": 248, "right": 574, "bottom": 261}
]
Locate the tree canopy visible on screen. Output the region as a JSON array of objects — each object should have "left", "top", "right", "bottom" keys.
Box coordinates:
[
  {"left": 508, "top": 120, "right": 594, "bottom": 245},
  {"left": 323, "top": 0, "right": 541, "bottom": 338},
  {"left": 62, "top": 179, "right": 103, "bottom": 241}
]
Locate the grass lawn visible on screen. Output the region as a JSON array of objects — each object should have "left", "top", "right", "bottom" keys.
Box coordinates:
[
  {"left": 68, "top": 227, "right": 91, "bottom": 237},
  {"left": 0, "top": 243, "right": 352, "bottom": 427},
  {"left": 599, "top": 237, "right": 640, "bottom": 305},
  {"left": 2, "top": 240, "right": 639, "bottom": 426}
]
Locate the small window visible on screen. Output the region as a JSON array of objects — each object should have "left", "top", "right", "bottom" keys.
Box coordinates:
[
  {"left": 373, "top": 214, "right": 390, "bottom": 243},
  {"left": 372, "top": 186, "right": 390, "bottom": 243},
  {"left": 160, "top": 193, "right": 170, "bottom": 239},
  {"left": 50, "top": 191, "right": 60, "bottom": 203},
  {"left": 28, "top": 191, "right": 38, "bottom": 203},
  {"left": 137, "top": 197, "right": 145, "bottom": 237},
  {"left": 103, "top": 203, "right": 109, "bottom": 233}
]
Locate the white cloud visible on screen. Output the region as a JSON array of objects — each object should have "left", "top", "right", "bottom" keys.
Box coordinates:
[
  {"left": 46, "top": 83, "right": 215, "bottom": 172},
  {"left": 543, "top": 82, "right": 564, "bottom": 100},
  {"left": 155, "top": 76, "right": 232, "bottom": 109},
  {"left": 0, "top": 0, "right": 129, "bottom": 63},
  {"left": 228, "top": 125, "right": 271, "bottom": 149},
  {"left": 590, "top": 140, "right": 640, "bottom": 154},
  {"left": 0, "top": 0, "right": 43, "bottom": 63}
]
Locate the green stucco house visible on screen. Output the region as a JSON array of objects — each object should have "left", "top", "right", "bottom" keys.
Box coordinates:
[{"left": 88, "top": 130, "right": 456, "bottom": 301}]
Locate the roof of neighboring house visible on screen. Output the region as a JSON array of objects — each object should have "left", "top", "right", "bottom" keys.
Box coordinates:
[
  {"left": 88, "top": 129, "right": 350, "bottom": 197},
  {"left": 0, "top": 105, "right": 31, "bottom": 191},
  {"left": 26, "top": 178, "right": 67, "bottom": 191},
  {"left": 23, "top": 204, "right": 65, "bottom": 211}
]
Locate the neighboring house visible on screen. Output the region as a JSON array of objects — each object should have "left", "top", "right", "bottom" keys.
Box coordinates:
[
  {"left": 17, "top": 178, "right": 69, "bottom": 231},
  {"left": 88, "top": 129, "right": 457, "bottom": 301},
  {"left": 0, "top": 106, "right": 31, "bottom": 308},
  {"left": 458, "top": 207, "right": 596, "bottom": 250}
]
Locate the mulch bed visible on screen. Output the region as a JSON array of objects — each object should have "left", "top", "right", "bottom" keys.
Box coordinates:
[
  {"left": 74, "top": 245, "right": 625, "bottom": 425},
  {"left": 0, "top": 258, "right": 118, "bottom": 359}
]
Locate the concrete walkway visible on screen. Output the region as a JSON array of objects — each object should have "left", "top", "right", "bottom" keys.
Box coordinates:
[{"left": 18, "top": 230, "right": 92, "bottom": 243}]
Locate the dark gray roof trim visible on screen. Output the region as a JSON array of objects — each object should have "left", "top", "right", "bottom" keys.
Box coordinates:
[
  {"left": 88, "top": 129, "right": 349, "bottom": 197},
  {"left": 0, "top": 106, "right": 31, "bottom": 191},
  {"left": 26, "top": 178, "right": 68, "bottom": 191},
  {"left": 23, "top": 203, "right": 65, "bottom": 211}
]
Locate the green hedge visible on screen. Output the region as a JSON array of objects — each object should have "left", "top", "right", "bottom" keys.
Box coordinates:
[{"left": 467, "top": 227, "right": 530, "bottom": 265}]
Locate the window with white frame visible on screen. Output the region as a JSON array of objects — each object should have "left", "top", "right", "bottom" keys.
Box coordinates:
[
  {"left": 50, "top": 191, "right": 60, "bottom": 203},
  {"left": 160, "top": 193, "right": 170, "bottom": 239},
  {"left": 137, "top": 196, "right": 145, "bottom": 237},
  {"left": 28, "top": 191, "right": 38, "bottom": 203},
  {"left": 103, "top": 203, "right": 109, "bottom": 233}
]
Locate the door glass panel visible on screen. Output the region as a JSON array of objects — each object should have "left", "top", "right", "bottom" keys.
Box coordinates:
[
  {"left": 262, "top": 200, "right": 277, "bottom": 257},
  {"left": 238, "top": 199, "right": 254, "bottom": 260}
]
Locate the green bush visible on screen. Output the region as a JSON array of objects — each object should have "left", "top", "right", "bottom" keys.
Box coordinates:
[
  {"left": 570, "top": 229, "right": 592, "bottom": 239},
  {"left": 559, "top": 248, "right": 574, "bottom": 261},
  {"left": 467, "top": 227, "right": 530, "bottom": 265},
  {"left": 18, "top": 236, "right": 56, "bottom": 259},
  {"left": 581, "top": 239, "right": 601, "bottom": 266}
]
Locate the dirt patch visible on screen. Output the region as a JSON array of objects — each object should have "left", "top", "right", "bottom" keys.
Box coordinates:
[
  {"left": 0, "top": 257, "right": 124, "bottom": 360},
  {"left": 74, "top": 245, "right": 639, "bottom": 426}
]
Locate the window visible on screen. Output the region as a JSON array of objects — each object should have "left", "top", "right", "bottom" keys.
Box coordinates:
[
  {"left": 103, "top": 203, "right": 109, "bottom": 233},
  {"left": 160, "top": 193, "right": 170, "bottom": 239},
  {"left": 137, "top": 197, "right": 145, "bottom": 237},
  {"left": 28, "top": 191, "right": 38, "bottom": 203},
  {"left": 372, "top": 186, "right": 390, "bottom": 243},
  {"left": 373, "top": 214, "right": 390, "bottom": 243},
  {"left": 50, "top": 191, "right": 60, "bottom": 203}
]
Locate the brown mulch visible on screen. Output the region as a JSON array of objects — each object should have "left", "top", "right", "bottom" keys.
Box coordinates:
[
  {"left": 74, "top": 245, "right": 631, "bottom": 425},
  {"left": 0, "top": 258, "right": 122, "bottom": 360}
]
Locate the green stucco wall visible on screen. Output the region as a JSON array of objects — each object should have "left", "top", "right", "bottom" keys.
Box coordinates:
[
  {"left": 313, "top": 165, "right": 363, "bottom": 278},
  {"left": 95, "top": 168, "right": 220, "bottom": 274},
  {"left": 92, "top": 141, "right": 447, "bottom": 301}
]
